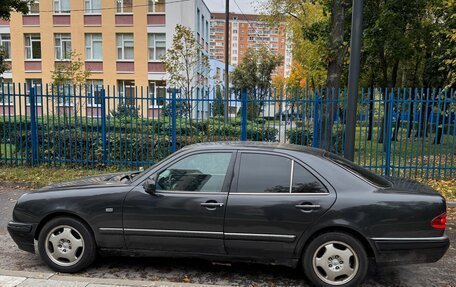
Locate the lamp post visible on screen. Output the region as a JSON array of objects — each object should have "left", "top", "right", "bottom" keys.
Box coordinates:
[
  {"left": 344, "top": 0, "right": 364, "bottom": 161},
  {"left": 224, "top": 0, "right": 230, "bottom": 123}
]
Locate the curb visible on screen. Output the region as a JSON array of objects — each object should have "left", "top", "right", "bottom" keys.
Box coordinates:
[
  {"left": 448, "top": 202, "right": 456, "bottom": 208},
  {"left": 0, "top": 269, "right": 235, "bottom": 287}
]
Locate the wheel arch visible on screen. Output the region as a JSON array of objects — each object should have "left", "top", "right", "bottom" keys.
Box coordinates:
[
  {"left": 34, "top": 211, "right": 96, "bottom": 242},
  {"left": 298, "top": 226, "right": 378, "bottom": 261}
]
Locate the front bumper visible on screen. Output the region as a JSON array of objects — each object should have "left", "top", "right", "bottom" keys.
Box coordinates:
[
  {"left": 7, "top": 221, "right": 36, "bottom": 254},
  {"left": 372, "top": 235, "right": 450, "bottom": 265}
]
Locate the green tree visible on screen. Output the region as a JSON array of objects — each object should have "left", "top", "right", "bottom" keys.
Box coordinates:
[
  {"left": 163, "top": 24, "right": 210, "bottom": 120},
  {"left": 1, "top": 0, "right": 32, "bottom": 76},
  {"left": 0, "top": 48, "right": 8, "bottom": 77},
  {"left": 231, "top": 46, "right": 283, "bottom": 119},
  {"left": 0, "top": 0, "right": 31, "bottom": 21},
  {"left": 232, "top": 46, "right": 283, "bottom": 98}
]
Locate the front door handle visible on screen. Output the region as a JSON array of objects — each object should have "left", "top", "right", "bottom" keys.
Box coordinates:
[
  {"left": 295, "top": 203, "right": 321, "bottom": 212},
  {"left": 200, "top": 202, "right": 224, "bottom": 208}
]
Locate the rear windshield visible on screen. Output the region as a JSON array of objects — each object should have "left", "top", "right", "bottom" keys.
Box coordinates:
[{"left": 324, "top": 153, "right": 392, "bottom": 188}]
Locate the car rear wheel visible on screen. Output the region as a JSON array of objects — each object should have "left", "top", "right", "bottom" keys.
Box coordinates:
[
  {"left": 38, "top": 217, "right": 96, "bottom": 273},
  {"left": 302, "top": 232, "right": 368, "bottom": 287}
]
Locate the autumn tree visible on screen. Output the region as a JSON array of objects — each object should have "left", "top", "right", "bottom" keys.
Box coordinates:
[
  {"left": 51, "top": 51, "right": 91, "bottom": 119},
  {"left": 163, "top": 24, "right": 209, "bottom": 120}
]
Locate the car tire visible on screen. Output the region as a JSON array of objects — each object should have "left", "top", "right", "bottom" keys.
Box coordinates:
[
  {"left": 302, "top": 232, "right": 368, "bottom": 287},
  {"left": 38, "top": 217, "right": 96, "bottom": 273}
]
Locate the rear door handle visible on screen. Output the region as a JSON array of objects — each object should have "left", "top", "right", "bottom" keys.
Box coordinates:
[
  {"left": 295, "top": 204, "right": 321, "bottom": 209},
  {"left": 295, "top": 204, "right": 321, "bottom": 213}
]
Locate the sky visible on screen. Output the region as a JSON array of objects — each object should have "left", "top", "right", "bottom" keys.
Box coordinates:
[{"left": 204, "top": 0, "right": 266, "bottom": 14}]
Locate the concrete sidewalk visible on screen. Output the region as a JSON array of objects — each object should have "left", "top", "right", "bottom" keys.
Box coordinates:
[{"left": 0, "top": 270, "right": 232, "bottom": 287}]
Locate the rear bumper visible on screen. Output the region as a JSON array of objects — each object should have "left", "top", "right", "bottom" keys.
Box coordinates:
[
  {"left": 7, "top": 221, "right": 36, "bottom": 254},
  {"left": 372, "top": 235, "right": 450, "bottom": 265}
]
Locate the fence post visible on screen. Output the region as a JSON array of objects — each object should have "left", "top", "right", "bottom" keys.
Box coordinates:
[
  {"left": 28, "top": 87, "right": 39, "bottom": 165},
  {"left": 100, "top": 89, "right": 107, "bottom": 165},
  {"left": 384, "top": 90, "right": 394, "bottom": 176},
  {"left": 240, "top": 89, "right": 248, "bottom": 141},
  {"left": 312, "top": 94, "right": 320, "bottom": 148},
  {"left": 171, "top": 89, "right": 177, "bottom": 153}
]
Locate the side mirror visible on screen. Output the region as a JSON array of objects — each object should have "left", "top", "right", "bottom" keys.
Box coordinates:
[{"left": 143, "top": 179, "right": 156, "bottom": 195}]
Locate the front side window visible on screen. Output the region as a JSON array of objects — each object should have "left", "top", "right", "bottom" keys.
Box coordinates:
[
  {"left": 24, "top": 34, "right": 41, "bottom": 60},
  {"left": 148, "top": 33, "right": 166, "bottom": 61},
  {"left": 85, "top": 33, "right": 102, "bottom": 60},
  {"left": 156, "top": 153, "right": 232, "bottom": 192},
  {"left": 116, "top": 33, "right": 134, "bottom": 60},
  {"left": 54, "top": 0, "right": 70, "bottom": 13},
  {"left": 237, "top": 153, "right": 291, "bottom": 193},
  {"left": 84, "top": 0, "right": 101, "bottom": 14},
  {"left": 148, "top": 0, "right": 165, "bottom": 12},
  {"left": 116, "top": 0, "right": 133, "bottom": 13},
  {"left": 55, "top": 33, "right": 72, "bottom": 60},
  {"left": 0, "top": 34, "right": 11, "bottom": 60}
]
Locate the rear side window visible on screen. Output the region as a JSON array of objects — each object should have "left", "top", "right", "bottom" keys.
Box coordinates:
[
  {"left": 236, "top": 153, "right": 327, "bottom": 194},
  {"left": 237, "top": 153, "right": 291, "bottom": 193},
  {"left": 292, "top": 163, "right": 328, "bottom": 193},
  {"left": 324, "top": 153, "right": 392, "bottom": 187}
]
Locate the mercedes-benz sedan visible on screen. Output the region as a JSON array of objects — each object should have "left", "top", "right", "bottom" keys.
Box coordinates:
[{"left": 8, "top": 142, "right": 449, "bottom": 286}]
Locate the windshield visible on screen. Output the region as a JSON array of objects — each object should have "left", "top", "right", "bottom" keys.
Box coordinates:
[{"left": 324, "top": 152, "right": 392, "bottom": 188}]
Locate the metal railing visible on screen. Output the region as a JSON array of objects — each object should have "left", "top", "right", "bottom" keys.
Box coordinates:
[{"left": 0, "top": 83, "right": 454, "bottom": 180}]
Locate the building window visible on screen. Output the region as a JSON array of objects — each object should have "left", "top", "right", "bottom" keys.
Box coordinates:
[
  {"left": 28, "top": 0, "right": 40, "bottom": 14},
  {"left": 0, "top": 79, "right": 13, "bottom": 105},
  {"left": 84, "top": 0, "right": 101, "bottom": 14},
  {"left": 85, "top": 33, "right": 102, "bottom": 60},
  {"left": 54, "top": 0, "right": 70, "bottom": 13},
  {"left": 148, "top": 0, "right": 165, "bottom": 13},
  {"left": 24, "top": 34, "right": 41, "bottom": 60},
  {"left": 116, "top": 33, "right": 134, "bottom": 60},
  {"left": 0, "top": 34, "right": 11, "bottom": 60},
  {"left": 26, "top": 79, "right": 42, "bottom": 105},
  {"left": 56, "top": 84, "right": 72, "bottom": 106},
  {"left": 149, "top": 81, "right": 166, "bottom": 107},
  {"left": 118, "top": 80, "right": 135, "bottom": 106},
  {"left": 197, "top": 9, "right": 200, "bottom": 35},
  {"left": 148, "top": 33, "right": 166, "bottom": 61},
  {"left": 116, "top": 0, "right": 133, "bottom": 13},
  {"left": 55, "top": 33, "right": 72, "bottom": 60},
  {"left": 86, "top": 80, "right": 103, "bottom": 106}
]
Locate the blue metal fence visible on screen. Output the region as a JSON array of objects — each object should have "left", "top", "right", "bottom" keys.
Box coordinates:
[{"left": 0, "top": 82, "right": 454, "bottom": 180}]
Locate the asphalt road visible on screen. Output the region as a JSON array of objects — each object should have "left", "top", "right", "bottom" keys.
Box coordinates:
[{"left": 0, "top": 186, "right": 455, "bottom": 287}]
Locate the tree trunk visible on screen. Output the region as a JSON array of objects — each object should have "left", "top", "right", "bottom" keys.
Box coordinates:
[{"left": 320, "top": 0, "right": 346, "bottom": 151}]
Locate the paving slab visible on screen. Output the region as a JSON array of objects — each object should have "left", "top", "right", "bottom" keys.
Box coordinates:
[
  {"left": 0, "top": 275, "right": 27, "bottom": 287},
  {"left": 17, "top": 278, "right": 88, "bottom": 287}
]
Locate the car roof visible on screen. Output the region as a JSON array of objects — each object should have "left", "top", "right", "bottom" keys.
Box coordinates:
[{"left": 182, "top": 141, "right": 326, "bottom": 157}]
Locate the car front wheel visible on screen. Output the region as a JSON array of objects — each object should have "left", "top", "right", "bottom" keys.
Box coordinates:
[
  {"left": 38, "top": 217, "right": 96, "bottom": 273},
  {"left": 302, "top": 232, "right": 368, "bottom": 287}
]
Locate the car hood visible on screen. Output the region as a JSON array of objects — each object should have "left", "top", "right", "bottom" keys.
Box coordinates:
[
  {"left": 384, "top": 176, "right": 439, "bottom": 195},
  {"left": 38, "top": 172, "right": 133, "bottom": 191}
]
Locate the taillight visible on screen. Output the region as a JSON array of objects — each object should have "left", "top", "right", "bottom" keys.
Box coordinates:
[{"left": 431, "top": 213, "right": 447, "bottom": 229}]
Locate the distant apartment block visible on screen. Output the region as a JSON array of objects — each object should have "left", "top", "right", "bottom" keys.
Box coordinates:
[
  {"left": 0, "top": 0, "right": 210, "bottom": 109},
  {"left": 209, "top": 13, "right": 292, "bottom": 78}
]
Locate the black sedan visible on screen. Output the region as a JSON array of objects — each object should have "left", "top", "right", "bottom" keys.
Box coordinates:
[{"left": 8, "top": 142, "right": 449, "bottom": 286}]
